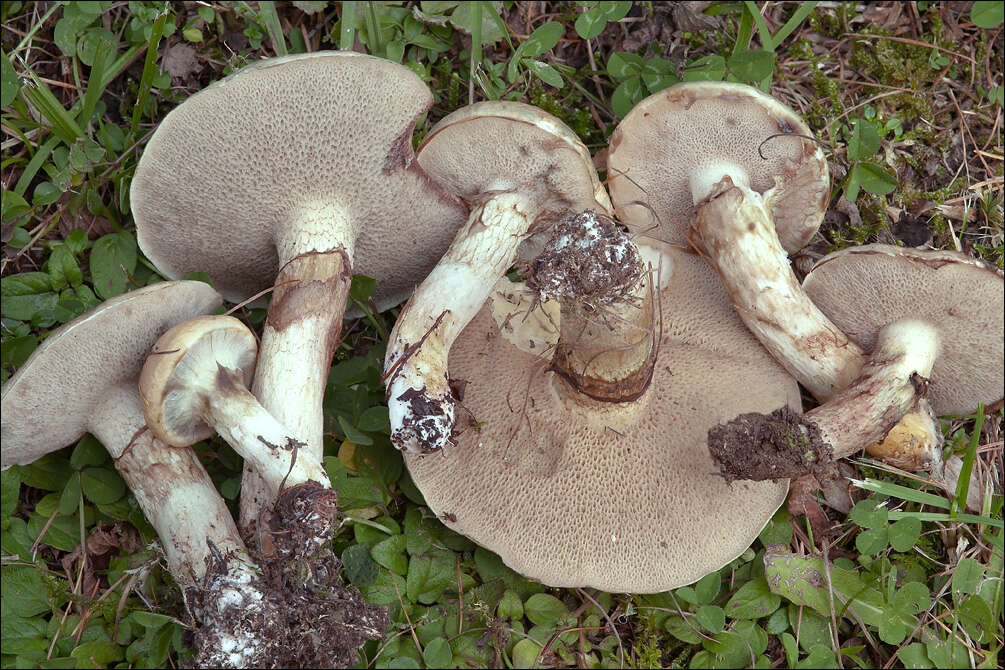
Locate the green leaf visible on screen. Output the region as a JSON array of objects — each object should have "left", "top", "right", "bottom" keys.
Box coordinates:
[
  {"left": 341, "top": 544, "right": 379, "bottom": 587},
  {"left": 606, "top": 52, "right": 644, "bottom": 80},
  {"left": 128, "top": 611, "right": 179, "bottom": 630},
  {"left": 404, "top": 505, "right": 433, "bottom": 556},
  {"left": 888, "top": 516, "right": 921, "bottom": 552},
  {"left": 971, "top": 1, "right": 1004, "bottom": 28},
  {"left": 696, "top": 605, "right": 725, "bottom": 633},
  {"left": 891, "top": 581, "right": 931, "bottom": 614},
  {"left": 406, "top": 548, "right": 455, "bottom": 603},
  {"left": 80, "top": 466, "right": 125, "bottom": 504},
  {"left": 726, "top": 49, "right": 775, "bottom": 82},
  {"left": 853, "top": 162, "right": 898, "bottom": 196},
  {"left": 952, "top": 557, "right": 985, "bottom": 596},
  {"left": 726, "top": 577, "right": 781, "bottom": 619},
  {"left": 521, "top": 21, "right": 563, "bottom": 58},
  {"left": 683, "top": 54, "right": 726, "bottom": 82},
  {"left": 511, "top": 638, "right": 543, "bottom": 668},
  {"left": 337, "top": 414, "right": 373, "bottom": 445},
  {"left": 574, "top": 7, "right": 608, "bottom": 39},
  {"left": 524, "top": 59, "right": 563, "bottom": 88},
  {"left": 955, "top": 594, "right": 994, "bottom": 643},
  {"left": 1, "top": 566, "right": 51, "bottom": 616},
  {"left": 423, "top": 637, "right": 453, "bottom": 668},
  {"left": 89, "top": 231, "right": 137, "bottom": 299},
  {"left": 16, "top": 452, "right": 73, "bottom": 491},
  {"left": 371, "top": 534, "right": 408, "bottom": 575},
  {"left": 449, "top": 1, "right": 505, "bottom": 44},
  {"left": 598, "top": 1, "right": 632, "bottom": 21},
  {"left": 1, "top": 272, "right": 57, "bottom": 322},
  {"left": 524, "top": 593, "right": 568, "bottom": 625},
  {"left": 855, "top": 526, "right": 888, "bottom": 554},
  {"left": 57, "top": 473, "right": 81, "bottom": 515},
  {"left": 925, "top": 637, "right": 970, "bottom": 668},
  {"left": 611, "top": 76, "right": 644, "bottom": 118},
  {"left": 796, "top": 644, "right": 839, "bottom": 668},
  {"left": 497, "top": 589, "right": 524, "bottom": 619},
  {"left": 1, "top": 48, "right": 21, "bottom": 107},
  {"left": 1, "top": 469, "right": 21, "bottom": 520},
  {"left": 70, "top": 435, "right": 108, "bottom": 469},
  {"left": 694, "top": 572, "right": 721, "bottom": 604},
  {"left": 357, "top": 405, "right": 390, "bottom": 431},
  {"left": 848, "top": 497, "right": 887, "bottom": 529},
  {"left": 70, "top": 639, "right": 124, "bottom": 668},
  {"left": 846, "top": 119, "right": 881, "bottom": 160},
  {"left": 45, "top": 245, "right": 83, "bottom": 291},
  {"left": 898, "top": 643, "right": 934, "bottom": 669}
]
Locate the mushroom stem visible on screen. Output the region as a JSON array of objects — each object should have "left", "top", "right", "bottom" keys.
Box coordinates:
[
  {"left": 209, "top": 368, "right": 331, "bottom": 495},
  {"left": 691, "top": 177, "right": 865, "bottom": 399},
  {"left": 709, "top": 319, "right": 940, "bottom": 480},
  {"left": 244, "top": 238, "right": 353, "bottom": 526},
  {"left": 865, "top": 398, "right": 943, "bottom": 471},
  {"left": 527, "top": 212, "right": 657, "bottom": 402},
  {"left": 92, "top": 385, "right": 276, "bottom": 668},
  {"left": 385, "top": 192, "right": 538, "bottom": 454}
]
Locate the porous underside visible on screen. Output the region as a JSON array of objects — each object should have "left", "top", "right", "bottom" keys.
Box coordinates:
[{"left": 406, "top": 250, "right": 799, "bottom": 593}]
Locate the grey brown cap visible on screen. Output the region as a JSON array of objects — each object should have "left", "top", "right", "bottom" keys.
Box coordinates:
[
  {"left": 802, "top": 244, "right": 1004, "bottom": 414},
  {"left": 405, "top": 248, "right": 799, "bottom": 592},
  {"left": 1, "top": 282, "right": 222, "bottom": 467},
  {"left": 607, "top": 81, "right": 829, "bottom": 252},
  {"left": 132, "top": 51, "right": 467, "bottom": 310},
  {"left": 417, "top": 101, "right": 612, "bottom": 228}
]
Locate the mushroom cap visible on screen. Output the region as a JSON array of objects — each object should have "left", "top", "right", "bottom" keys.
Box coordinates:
[
  {"left": 1, "top": 282, "right": 223, "bottom": 468},
  {"left": 802, "top": 244, "right": 1004, "bottom": 415},
  {"left": 139, "top": 315, "right": 257, "bottom": 447},
  {"left": 417, "top": 101, "right": 612, "bottom": 227},
  {"left": 607, "top": 81, "right": 829, "bottom": 253},
  {"left": 405, "top": 248, "right": 799, "bottom": 592},
  {"left": 132, "top": 51, "right": 467, "bottom": 310}
]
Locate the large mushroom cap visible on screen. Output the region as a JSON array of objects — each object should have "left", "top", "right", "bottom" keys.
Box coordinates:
[
  {"left": 132, "top": 51, "right": 466, "bottom": 309},
  {"left": 417, "top": 100, "right": 612, "bottom": 224},
  {"left": 405, "top": 248, "right": 799, "bottom": 592},
  {"left": 607, "top": 81, "right": 829, "bottom": 252},
  {"left": 1, "top": 282, "right": 222, "bottom": 467},
  {"left": 802, "top": 244, "right": 1004, "bottom": 414}
]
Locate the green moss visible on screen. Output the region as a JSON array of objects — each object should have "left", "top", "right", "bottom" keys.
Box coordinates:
[{"left": 528, "top": 87, "right": 603, "bottom": 147}]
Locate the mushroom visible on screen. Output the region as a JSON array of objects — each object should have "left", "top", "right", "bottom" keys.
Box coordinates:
[
  {"left": 710, "top": 245, "right": 1003, "bottom": 507},
  {"left": 0, "top": 282, "right": 278, "bottom": 667},
  {"left": 384, "top": 101, "right": 611, "bottom": 454},
  {"left": 607, "top": 81, "right": 844, "bottom": 397},
  {"left": 139, "top": 315, "right": 337, "bottom": 559},
  {"left": 399, "top": 222, "right": 801, "bottom": 591},
  {"left": 606, "top": 83, "right": 961, "bottom": 481},
  {"left": 130, "top": 51, "right": 468, "bottom": 527}
]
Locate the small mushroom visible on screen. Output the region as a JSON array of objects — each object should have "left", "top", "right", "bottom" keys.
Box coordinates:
[
  {"left": 131, "top": 51, "right": 468, "bottom": 526},
  {"left": 0, "top": 282, "right": 277, "bottom": 667},
  {"left": 139, "top": 315, "right": 337, "bottom": 559},
  {"left": 383, "top": 101, "right": 611, "bottom": 454}
]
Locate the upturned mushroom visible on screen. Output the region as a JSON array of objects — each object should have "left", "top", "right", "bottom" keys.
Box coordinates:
[
  {"left": 130, "top": 51, "right": 468, "bottom": 527},
  {"left": 384, "top": 101, "right": 612, "bottom": 454},
  {"left": 399, "top": 218, "right": 800, "bottom": 591},
  {"left": 709, "top": 245, "right": 1003, "bottom": 507},
  {"left": 0, "top": 282, "right": 278, "bottom": 667},
  {"left": 606, "top": 83, "right": 961, "bottom": 481},
  {"left": 139, "top": 315, "right": 337, "bottom": 560}
]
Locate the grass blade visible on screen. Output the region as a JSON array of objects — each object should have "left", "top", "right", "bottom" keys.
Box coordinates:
[
  {"left": 951, "top": 403, "right": 983, "bottom": 517},
  {"left": 130, "top": 9, "right": 168, "bottom": 137},
  {"left": 258, "top": 1, "right": 288, "bottom": 56},
  {"left": 469, "top": 1, "right": 482, "bottom": 104},
  {"left": 77, "top": 37, "right": 112, "bottom": 130},
  {"left": 13, "top": 135, "right": 60, "bottom": 197},
  {"left": 771, "top": 2, "right": 819, "bottom": 47},
  {"left": 339, "top": 1, "right": 357, "bottom": 51},
  {"left": 743, "top": 2, "right": 775, "bottom": 51},
  {"left": 363, "top": 1, "right": 382, "bottom": 57},
  {"left": 849, "top": 478, "right": 951, "bottom": 509},
  {"left": 887, "top": 511, "right": 1002, "bottom": 528},
  {"left": 18, "top": 69, "right": 84, "bottom": 144}
]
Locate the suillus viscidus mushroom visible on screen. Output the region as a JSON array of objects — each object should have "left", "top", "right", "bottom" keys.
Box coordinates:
[
  {"left": 130, "top": 51, "right": 468, "bottom": 530},
  {"left": 139, "top": 315, "right": 337, "bottom": 565},
  {"left": 606, "top": 82, "right": 972, "bottom": 491},
  {"left": 708, "top": 245, "right": 1003, "bottom": 510},
  {"left": 384, "top": 101, "right": 611, "bottom": 455},
  {"left": 398, "top": 213, "right": 800, "bottom": 591},
  {"left": 1, "top": 282, "right": 389, "bottom": 667},
  {"left": 1, "top": 282, "right": 277, "bottom": 667}
]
